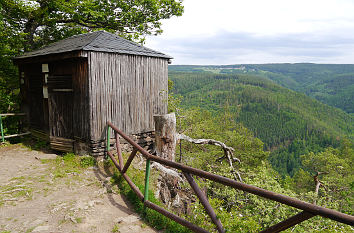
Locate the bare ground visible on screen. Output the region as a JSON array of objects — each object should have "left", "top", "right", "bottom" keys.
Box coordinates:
[{"left": 0, "top": 144, "right": 159, "bottom": 233}]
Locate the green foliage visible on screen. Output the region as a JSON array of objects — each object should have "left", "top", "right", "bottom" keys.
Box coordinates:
[
  {"left": 80, "top": 156, "right": 96, "bottom": 168},
  {"left": 112, "top": 224, "right": 119, "bottom": 233},
  {"left": 169, "top": 71, "right": 353, "bottom": 176},
  {"left": 300, "top": 142, "right": 354, "bottom": 215},
  {"left": 178, "top": 108, "right": 268, "bottom": 169},
  {"left": 167, "top": 79, "right": 183, "bottom": 113},
  {"left": 0, "top": 10, "right": 21, "bottom": 115},
  {"left": 1, "top": 0, "right": 184, "bottom": 50},
  {"left": 169, "top": 64, "right": 354, "bottom": 114},
  {"left": 177, "top": 108, "right": 353, "bottom": 232},
  {"left": 32, "top": 138, "right": 48, "bottom": 150}
]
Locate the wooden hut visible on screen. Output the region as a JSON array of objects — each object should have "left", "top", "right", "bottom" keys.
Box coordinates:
[{"left": 13, "top": 31, "right": 171, "bottom": 155}]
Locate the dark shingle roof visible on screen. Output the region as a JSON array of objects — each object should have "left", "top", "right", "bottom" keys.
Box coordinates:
[{"left": 15, "top": 31, "right": 172, "bottom": 59}]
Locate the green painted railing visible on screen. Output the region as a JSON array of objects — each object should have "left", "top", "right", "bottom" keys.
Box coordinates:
[{"left": 0, "top": 113, "right": 30, "bottom": 143}]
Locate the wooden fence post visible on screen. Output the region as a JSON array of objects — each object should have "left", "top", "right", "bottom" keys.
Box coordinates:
[{"left": 154, "top": 113, "right": 177, "bottom": 161}]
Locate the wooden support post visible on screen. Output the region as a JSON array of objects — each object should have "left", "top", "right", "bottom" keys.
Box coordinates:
[
  {"left": 154, "top": 113, "right": 177, "bottom": 161},
  {"left": 115, "top": 132, "right": 123, "bottom": 168}
]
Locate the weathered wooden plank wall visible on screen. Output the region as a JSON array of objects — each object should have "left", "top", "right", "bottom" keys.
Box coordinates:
[
  {"left": 88, "top": 52, "right": 168, "bottom": 141},
  {"left": 72, "top": 59, "right": 90, "bottom": 140}
]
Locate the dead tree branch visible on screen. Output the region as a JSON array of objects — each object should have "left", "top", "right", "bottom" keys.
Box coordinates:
[
  {"left": 176, "top": 133, "right": 242, "bottom": 182},
  {"left": 313, "top": 171, "right": 329, "bottom": 204}
]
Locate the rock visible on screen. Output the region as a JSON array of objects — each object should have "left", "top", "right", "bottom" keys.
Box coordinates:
[
  {"left": 64, "top": 214, "right": 77, "bottom": 223},
  {"left": 105, "top": 176, "right": 111, "bottom": 183},
  {"left": 172, "top": 193, "right": 181, "bottom": 208},
  {"left": 88, "top": 200, "right": 104, "bottom": 207},
  {"left": 116, "top": 214, "right": 140, "bottom": 224},
  {"left": 31, "top": 218, "right": 45, "bottom": 226},
  {"left": 32, "top": 225, "right": 50, "bottom": 232},
  {"left": 119, "top": 225, "right": 141, "bottom": 232}
]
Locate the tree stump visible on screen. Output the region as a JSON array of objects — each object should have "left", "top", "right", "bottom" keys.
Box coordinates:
[{"left": 154, "top": 113, "right": 176, "bottom": 161}]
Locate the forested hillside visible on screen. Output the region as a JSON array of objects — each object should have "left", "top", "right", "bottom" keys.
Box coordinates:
[
  {"left": 169, "top": 64, "right": 354, "bottom": 114},
  {"left": 169, "top": 71, "right": 354, "bottom": 176},
  {"left": 169, "top": 101, "right": 353, "bottom": 232}
]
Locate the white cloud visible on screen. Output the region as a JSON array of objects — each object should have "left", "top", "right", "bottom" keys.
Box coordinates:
[{"left": 146, "top": 0, "right": 354, "bottom": 64}]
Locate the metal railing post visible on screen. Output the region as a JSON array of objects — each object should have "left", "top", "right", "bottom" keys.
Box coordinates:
[
  {"left": 144, "top": 158, "right": 151, "bottom": 212},
  {"left": 0, "top": 115, "right": 4, "bottom": 143},
  {"left": 106, "top": 125, "right": 110, "bottom": 159}
]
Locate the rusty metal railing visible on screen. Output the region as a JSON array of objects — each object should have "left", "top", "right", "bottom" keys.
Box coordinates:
[
  {"left": 0, "top": 113, "right": 30, "bottom": 143},
  {"left": 106, "top": 121, "right": 354, "bottom": 233}
]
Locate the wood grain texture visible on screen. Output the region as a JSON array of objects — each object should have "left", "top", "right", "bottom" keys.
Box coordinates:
[{"left": 88, "top": 52, "right": 168, "bottom": 141}]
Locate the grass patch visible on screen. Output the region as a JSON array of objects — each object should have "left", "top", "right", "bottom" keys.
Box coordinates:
[
  {"left": 112, "top": 224, "right": 119, "bottom": 233},
  {"left": 0, "top": 181, "right": 33, "bottom": 205},
  {"left": 75, "top": 217, "right": 83, "bottom": 224},
  {"left": 24, "top": 226, "right": 35, "bottom": 233},
  {"left": 41, "top": 153, "right": 97, "bottom": 180}
]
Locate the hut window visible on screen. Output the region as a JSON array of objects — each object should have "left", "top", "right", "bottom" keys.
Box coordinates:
[
  {"left": 47, "top": 75, "right": 73, "bottom": 93},
  {"left": 42, "top": 64, "right": 49, "bottom": 73}
]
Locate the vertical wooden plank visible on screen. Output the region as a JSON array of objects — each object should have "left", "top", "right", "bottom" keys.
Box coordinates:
[{"left": 88, "top": 52, "right": 168, "bottom": 142}]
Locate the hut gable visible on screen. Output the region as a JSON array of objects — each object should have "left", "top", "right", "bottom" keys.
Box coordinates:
[{"left": 15, "top": 31, "right": 172, "bottom": 60}]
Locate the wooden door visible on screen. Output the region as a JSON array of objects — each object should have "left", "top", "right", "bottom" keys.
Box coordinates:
[{"left": 47, "top": 74, "right": 74, "bottom": 152}]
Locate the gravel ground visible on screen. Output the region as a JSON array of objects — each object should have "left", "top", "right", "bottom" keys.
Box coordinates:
[{"left": 0, "top": 144, "right": 158, "bottom": 233}]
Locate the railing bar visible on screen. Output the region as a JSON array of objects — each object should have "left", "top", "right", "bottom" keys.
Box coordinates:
[
  {"left": 122, "top": 148, "right": 138, "bottom": 174},
  {"left": 107, "top": 151, "right": 121, "bottom": 172},
  {"left": 260, "top": 211, "right": 316, "bottom": 233},
  {"left": 147, "top": 155, "right": 354, "bottom": 226},
  {"left": 108, "top": 121, "right": 354, "bottom": 226},
  {"left": 122, "top": 172, "right": 144, "bottom": 201},
  {"left": 144, "top": 200, "right": 210, "bottom": 233},
  {"left": 115, "top": 132, "right": 123, "bottom": 168},
  {"left": 3, "top": 132, "right": 31, "bottom": 139},
  {"left": 184, "top": 172, "right": 225, "bottom": 233},
  {"left": 0, "top": 113, "right": 26, "bottom": 116},
  {"left": 107, "top": 151, "right": 144, "bottom": 200}
]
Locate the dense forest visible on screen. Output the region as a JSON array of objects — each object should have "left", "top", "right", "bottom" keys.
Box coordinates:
[
  {"left": 165, "top": 68, "right": 353, "bottom": 231},
  {"left": 171, "top": 107, "right": 353, "bottom": 232},
  {"left": 169, "top": 64, "right": 354, "bottom": 114},
  {"left": 169, "top": 71, "right": 354, "bottom": 177}
]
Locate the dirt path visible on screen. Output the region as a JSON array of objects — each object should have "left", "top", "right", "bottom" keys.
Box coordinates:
[{"left": 0, "top": 144, "right": 159, "bottom": 233}]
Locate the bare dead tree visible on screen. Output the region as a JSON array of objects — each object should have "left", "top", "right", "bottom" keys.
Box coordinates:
[
  {"left": 176, "top": 133, "right": 242, "bottom": 182},
  {"left": 313, "top": 171, "right": 329, "bottom": 204}
]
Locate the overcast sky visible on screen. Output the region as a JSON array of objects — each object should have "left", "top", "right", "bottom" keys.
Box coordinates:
[{"left": 145, "top": 0, "right": 354, "bottom": 65}]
